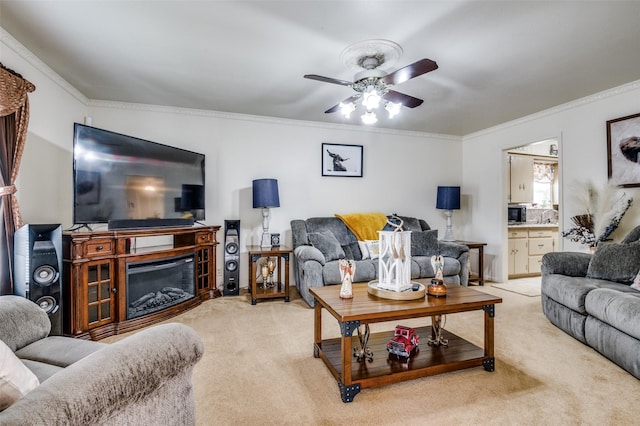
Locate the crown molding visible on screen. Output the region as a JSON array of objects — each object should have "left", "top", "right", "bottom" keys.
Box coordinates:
[
  {"left": 88, "top": 99, "right": 460, "bottom": 142},
  {"left": 1, "top": 27, "right": 89, "bottom": 104},
  {"left": 464, "top": 79, "right": 640, "bottom": 140}
]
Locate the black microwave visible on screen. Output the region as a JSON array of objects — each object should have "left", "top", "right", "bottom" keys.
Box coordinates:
[{"left": 508, "top": 205, "right": 527, "bottom": 223}]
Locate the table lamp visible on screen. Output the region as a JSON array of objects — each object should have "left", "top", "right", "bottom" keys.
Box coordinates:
[
  {"left": 252, "top": 178, "right": 280, "bottom": 248},
  {"left": 436, "top": 186, "right": 460, "bottom": 241}
]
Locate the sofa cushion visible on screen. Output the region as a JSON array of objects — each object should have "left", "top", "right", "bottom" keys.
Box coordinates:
[
  {"left": 586, "top": 241, "right": 640, "bottom": 283},
  {"left": 0, "top": 340, "right": 39, "bottom": 412},
  {"left": 364, "top": 240, "right": 380, "bottom": 259},
  {"left": 308, "top": 231, "right": 345, "bottom": 262},
  {"left": 585, "top": 288, "right": 640, "bottom": 340},
  {"left": 541, "top": 274, "right": 632, "bottom": 314},
  {"left": 411, "top": 229, "right": 439, "bottom": 256},
  {"left": 19, "top": 359, "right": 63, "bottom": 384},
  {"left": 322, "top": 260, "right": 377, "bottom": 285},
  {"left": 358, "top": 241, "right": 370, "bottom": 259},
  {"left": 412, "top": 255, "right": 461, "bottom": 279},
  {"left": 15, "top": 336, "right": 106, "bottom": 368},
  {"left": 383, "top": 215, "right": 423, "bottom": 232}
]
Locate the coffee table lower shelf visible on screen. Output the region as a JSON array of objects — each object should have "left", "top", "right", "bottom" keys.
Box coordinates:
[{"left": 314, "top": 326, "right": 491, "bottom": 401}]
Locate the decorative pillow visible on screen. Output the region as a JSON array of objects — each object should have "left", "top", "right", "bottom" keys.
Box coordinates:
[
  {"left": 631, "top": 270, "right": 640, "bottom": 291},
  {"left": 364, "top": 240, "right": 380, "bottom": 260},
  {"left": 0, "top": 339, "right": 39, "bottom": 411},
  {"left": 411, "top": 229, "right": 439, "bottom": 256},
  {"left": 358, "top": 241, "right": 370, "bottom": 260},
  {"left": 308, "top": 231, "right": 345, "bottom": 262},
  {"left": 383, "top": 215, "right": 423, "bottom": 232},
  {"left": 586, "top": 242, "right": 640, "bottom": 283}
]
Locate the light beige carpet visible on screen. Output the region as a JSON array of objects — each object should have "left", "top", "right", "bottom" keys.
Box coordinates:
[
  {"left": 492, "top": 277, "right": 542, "bottom": 297},
  {"left": 107, "top": 285, "right": 639, "bottom": 425}
]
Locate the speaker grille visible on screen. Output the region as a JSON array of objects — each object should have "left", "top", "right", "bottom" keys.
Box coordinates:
[
  {"left": 35, "top": 296, "right": 58, "bottom": 314},
  {"left": 33, "top": 265, "right": 58, "bottom": 286},
  {"left": 223, "top": 220, "right": 240, "bottom": 296}
]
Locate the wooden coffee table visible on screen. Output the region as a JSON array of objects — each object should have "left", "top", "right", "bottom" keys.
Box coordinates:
[{"left": 310, "top": 280, "right": 502, "bottom": 402}]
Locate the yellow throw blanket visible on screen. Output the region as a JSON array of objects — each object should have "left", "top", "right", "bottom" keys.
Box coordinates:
[{"left": 335, "top": 212, "right": 388, "bottom": 241}]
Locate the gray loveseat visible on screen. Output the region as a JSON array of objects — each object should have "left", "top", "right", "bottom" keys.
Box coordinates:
[
  {"left": 541, "top": 228, "right": 640, "bottom": 379},
  {"left": 0, "top": 295, "right": 204, "bottom": 425},
  {"left": 291, "top": 215, "right": 469, "bottom": 307}
]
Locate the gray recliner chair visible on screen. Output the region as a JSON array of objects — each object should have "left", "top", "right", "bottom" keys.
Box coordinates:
[{"left": 0, "top": 295, "right": 204, "bottom": 425}]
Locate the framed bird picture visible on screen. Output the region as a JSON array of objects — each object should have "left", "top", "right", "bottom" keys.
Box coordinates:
[
  {"left": 322, "top": 143, "right": 363, "bottom": 177},
  {"left": 607, "top": 112, "right": 640, "bottom": 187}
]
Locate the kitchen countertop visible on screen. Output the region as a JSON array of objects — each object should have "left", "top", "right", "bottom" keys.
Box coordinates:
[{"left": 508, "top": 223, "right": 558, "bottom": 228}]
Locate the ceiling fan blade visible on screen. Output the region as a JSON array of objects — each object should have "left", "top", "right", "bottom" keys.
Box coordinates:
[
  {"left": 325, "top": 95, "right": 361, "bottom": 113},
  {"left": 383, "top": 90, "right": 424, "bottom": 108},
  {"left": 304, "top": 74, "right": 353, "bottom": 86},
  {"left": 382, "top": 58, "right": 438, "bottom": 86}
]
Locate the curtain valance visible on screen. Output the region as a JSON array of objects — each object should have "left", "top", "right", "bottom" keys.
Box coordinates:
[{"left": 0, "top": 64, "right": 35, "bottom": 117}]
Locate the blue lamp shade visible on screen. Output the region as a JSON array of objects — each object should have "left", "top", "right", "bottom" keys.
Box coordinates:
[
  {"left": 252, "top": 179, "right": 280, "bottom": 208},
  {"left": 436, "top": 186, "right": 460, "bottom": 210}
]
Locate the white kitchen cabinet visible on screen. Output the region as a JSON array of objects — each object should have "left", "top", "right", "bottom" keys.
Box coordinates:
[
  {"left": 508, "top": 226, "right": 558, "bottom": 278},
  {"left": 509, "top": 155, "right": 534, "bottom": 203}
]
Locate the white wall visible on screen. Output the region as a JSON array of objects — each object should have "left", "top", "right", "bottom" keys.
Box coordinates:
[
  {"left": 3, "top": 29, "right": 463, "bottom": 290},
  {"left": 462, "top": 80, "right": 640, "bottom": 282},
  {"left": 85, "top": 104, "right": 462, "bottom": 287},
  {"left": 9, "top": 25, "right": 640, "bottom": 289}
]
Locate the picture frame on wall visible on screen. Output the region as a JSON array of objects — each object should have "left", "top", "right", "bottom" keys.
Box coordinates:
[
  {"left": 321, "top": 143, "right": 363, "bottom": 177},
  {"left": 607, "top": 112, "right": 640, "bottom": 187}
]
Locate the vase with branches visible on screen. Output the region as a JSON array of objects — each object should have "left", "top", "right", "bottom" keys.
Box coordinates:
[{"left": 562, "top": 182, "right": 633, "bottom": 248}]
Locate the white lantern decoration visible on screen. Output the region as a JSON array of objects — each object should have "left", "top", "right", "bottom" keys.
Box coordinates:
[{"left": 376, "top": 230, "right": 412, "bottom": 292}]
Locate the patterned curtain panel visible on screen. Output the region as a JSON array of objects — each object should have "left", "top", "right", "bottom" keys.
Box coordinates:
[
  {"left": 0, "top": 63, "right": 35, "bottom": 295},
  {"left": 534, "top": 163, "right": 555, "bottom": 183}
]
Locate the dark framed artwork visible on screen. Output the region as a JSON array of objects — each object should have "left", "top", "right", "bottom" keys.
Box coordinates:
[
  {"left": 322, "top": 143, "right": 363, "bottom": 177},
  {"left": 607, "top": 112, "right": 640, "bottom": 187}
]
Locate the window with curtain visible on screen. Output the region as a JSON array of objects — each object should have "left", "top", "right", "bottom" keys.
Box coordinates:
[
  {"left": 533, "top": 162, "right": 555, "bottom": 207},
  {"left": 0, "top": 63, "right": 35, "bottom": 295}
]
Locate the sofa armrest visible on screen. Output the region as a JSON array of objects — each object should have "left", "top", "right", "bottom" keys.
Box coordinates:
[
  {"left": 541, "top": 251, "right": 591, "bottom": 277},
  {"left": 294, "top": 245, "right": 326, "bottom": 266},
  {"left": 0, "top": 296, "right": 51, "bottom": 352},
  {"left": 0, "top": 323, "right": 203, "bottom": 425},
  {"left": 437, "top": 241, "right": 469, "bottom": 259}
]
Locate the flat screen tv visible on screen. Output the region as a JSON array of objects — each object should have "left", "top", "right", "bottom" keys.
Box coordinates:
[{"left": 73, "top": 123, "right": 205, "bottom": 227}]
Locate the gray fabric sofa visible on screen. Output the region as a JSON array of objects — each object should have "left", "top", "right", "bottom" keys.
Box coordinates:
[
  {"left": 291, "top": 215, "right": 469, "bottom": 307},
  {"left": 541, "top": 229, "right": 640, "bottom": 379},
  {"left": 0, "top": 295, "right": 204, "bottom": 425}
]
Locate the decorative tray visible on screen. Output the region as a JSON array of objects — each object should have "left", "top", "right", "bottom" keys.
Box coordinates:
[{"left": 367, "top": 280, "right": 425, "bottom": 300}]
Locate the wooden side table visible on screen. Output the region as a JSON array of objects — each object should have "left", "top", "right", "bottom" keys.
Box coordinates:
[
  {"left": 453, "top": 240, "right": 487, "bottom": 286},
  {"left": 247, "top": 245, "right": 291, "bottom": 305}
]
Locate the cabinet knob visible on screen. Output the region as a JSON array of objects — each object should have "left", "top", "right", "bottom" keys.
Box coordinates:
[
  {"left": 96, "top": 245, "right": 103, "bottom": 251},
  {"left": 111, "top": 288, "right": 117, "bottom": 293}
]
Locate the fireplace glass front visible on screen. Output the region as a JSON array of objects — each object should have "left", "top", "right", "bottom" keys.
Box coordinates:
[{"left": 126, "top": 253, "right": 195, "bottom": 320}]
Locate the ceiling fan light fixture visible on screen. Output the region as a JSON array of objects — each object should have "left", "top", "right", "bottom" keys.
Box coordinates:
[
  {"left": 361, "top": 111, "right": 378, "bottom": 125},
  {"left": 362, "top": 86, "right": 381, "bottom": 110},
  {"left": 385, "top": 101, "right": 401, "bottom": 119},
  {"left": 339, "top": 101, "right": 357, "bottom": 118}
]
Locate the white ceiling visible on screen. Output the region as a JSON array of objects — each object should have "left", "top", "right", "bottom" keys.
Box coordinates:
[{"left": 2, "top": 1, "right": 640, "bottom": 136}]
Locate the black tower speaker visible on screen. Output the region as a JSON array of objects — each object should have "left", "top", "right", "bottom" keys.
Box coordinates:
[
  {"left": 223, "top": 220, "right": 240, "bottom": 296},
  {"left": 14, "top": 224, "right": 63, "bottom": 335}
]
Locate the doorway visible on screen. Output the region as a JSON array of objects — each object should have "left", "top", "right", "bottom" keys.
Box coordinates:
[{"left": 504, "top": 138, "right": 562, "bottom": 280}]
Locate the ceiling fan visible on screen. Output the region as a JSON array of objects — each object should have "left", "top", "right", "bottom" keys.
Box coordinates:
[{"left": 304, "top": 40, "right": 438, "bottom": 124}]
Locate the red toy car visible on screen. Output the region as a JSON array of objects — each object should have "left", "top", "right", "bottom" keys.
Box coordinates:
[{"left": 387, "top": 325, "right": 419, "bottom": 358}]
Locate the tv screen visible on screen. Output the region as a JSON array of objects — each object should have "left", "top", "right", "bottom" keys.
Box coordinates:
[{"left": 73, "top": 123, "right": 205, "bottom": 225}]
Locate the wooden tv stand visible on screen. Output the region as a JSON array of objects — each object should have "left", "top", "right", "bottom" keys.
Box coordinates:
[{"left": 62, "top": 225, "right": 220, "bottom": 340}]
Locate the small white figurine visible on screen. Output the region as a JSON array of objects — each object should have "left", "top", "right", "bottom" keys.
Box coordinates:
[
  {"left": 339, "top": 259, "right": 356, "bottom": 299},
  {"left": 431, "top": 255, "right": 444, "bottom": 281}
]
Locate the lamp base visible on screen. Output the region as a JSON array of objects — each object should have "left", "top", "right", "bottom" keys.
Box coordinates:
[
  {"left": 442, "top": 209, "right": 455, "bottom": 241},
  {"left": 260, "top": 232, "right": 271, "bottom": 249}
]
